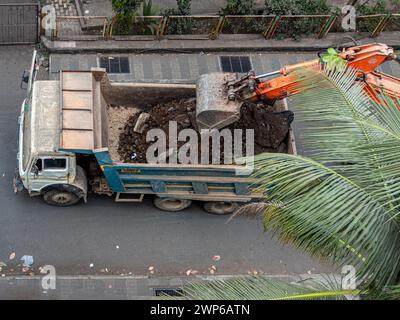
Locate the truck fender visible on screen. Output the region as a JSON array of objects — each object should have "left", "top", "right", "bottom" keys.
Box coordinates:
[{"left": 41, "top": 166, "right": 88, "bottom": 202}]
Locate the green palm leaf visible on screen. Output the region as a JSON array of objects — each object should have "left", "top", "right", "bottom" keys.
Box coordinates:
[
  {"left": 240, "top": 67, "right": 400, "bottom": 290},
  {"left": 320, "top": 48, "right": 347, "bottom": 70},
  {"left": 166, "top": 276, "right": 358, "bottom": 300}
]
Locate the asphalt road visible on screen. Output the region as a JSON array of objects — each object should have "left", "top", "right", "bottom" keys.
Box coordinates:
[{"left": 0, "top": 45, "right": 332, "bottom": 278}]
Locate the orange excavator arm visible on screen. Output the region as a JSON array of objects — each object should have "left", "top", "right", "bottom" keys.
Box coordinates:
[
  {"left": 231, "top": 43, "right": 400, "bottom": 103},
  {"left": 363, "top": 71, "right": 400, "bottom": 103},
  {"left": 197, "top": 43, "right": 400, "bottom": 130}
]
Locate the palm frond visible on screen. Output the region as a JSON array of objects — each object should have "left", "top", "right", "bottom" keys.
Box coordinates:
[
  {"left": 376, "top": 284, "right": 400, "bottom": 300},
  {"left": 251, "top": 153, "right": 400, "bottom": 289},
  {"left": 167, "top": 276, "right": 358, "bottom": 300},
  {"left": 241, "top": 67, "right": 400, "bottom": 290},
  {"left": 290, "top": 68, "right": 400, "bottom": 214}
]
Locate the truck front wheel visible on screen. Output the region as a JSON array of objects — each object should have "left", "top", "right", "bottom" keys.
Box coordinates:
[
  {"left": 153, "top": 197, "right": 192, "bottom": 212},
  {"left": 42, "top": 190, "right": 81, "bottom": 207},
  {"left": 203, "top": 201, "right": 238, "bottom": 215}
]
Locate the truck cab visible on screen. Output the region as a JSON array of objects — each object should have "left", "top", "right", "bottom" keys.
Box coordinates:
[{"left": 17, "top": 75, "right": 87, "bottom": 206}]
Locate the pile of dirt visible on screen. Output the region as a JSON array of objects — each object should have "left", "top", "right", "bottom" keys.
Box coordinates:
[
  {"left": 228, "top": 103, "right": 294, "bottom": 155},
  {"left": 116, "top": 99, "right": 293, "bottom": 164},
  {"left": 117, "top": 99, "right": 197, "bottom": 163}
]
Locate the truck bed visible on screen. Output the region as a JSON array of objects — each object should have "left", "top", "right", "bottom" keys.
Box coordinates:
[{"left": 59, "top": 69, "right": 296, "bottom": 202}]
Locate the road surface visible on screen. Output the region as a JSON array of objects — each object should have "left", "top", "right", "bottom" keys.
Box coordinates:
[{"left": 9, "top": 45, "right": 400, "bottom": 278}]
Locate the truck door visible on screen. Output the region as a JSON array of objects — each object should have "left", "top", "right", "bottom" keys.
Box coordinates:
[{"left": 28, "top": 157, "right": 69, "bottom": 192}]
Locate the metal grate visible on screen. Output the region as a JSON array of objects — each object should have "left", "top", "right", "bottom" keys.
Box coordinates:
[
  {"left": 0, "top": 4, "right": 39, "bottom": 44},
  {"left": 220, "top": 56, "right": 252, "bottom": 73},
  {"left": 154, "top": 288, "right": 184, "bottom": 297},
  {"left": 99, "top": 56, "right": 130, "bottom": 74}
]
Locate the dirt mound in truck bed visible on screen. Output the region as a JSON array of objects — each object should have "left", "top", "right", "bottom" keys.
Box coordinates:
[
  {"left": 117, "top": 99, "right": 293, "bottom": 164},
  {"left": 117, "top": 99, "right": 196, "bottom": 163},
  {"left": 229, "top": 104, "right": 294, "bottom": 155}
]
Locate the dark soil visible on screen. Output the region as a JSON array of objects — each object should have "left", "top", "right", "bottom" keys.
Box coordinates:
[
  {"left": 117, "top": 99, "right": 196, "bottom": 163},
  {"left": 117, "top": 99, "right": 293, "bottom": 164},
  {"left": 229, "top": 103, "right": 294, "bottom": 155}
]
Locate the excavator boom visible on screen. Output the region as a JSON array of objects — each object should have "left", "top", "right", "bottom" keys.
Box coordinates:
[
  {"left": 251, "top": 42, "right": 398, "bottom": 102},
  {"left": 196, "top": 43, "right": 400, "bottom": 129}
]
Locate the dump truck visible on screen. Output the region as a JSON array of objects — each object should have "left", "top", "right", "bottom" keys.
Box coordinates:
[
  {"left": 18, "top": 43, "right": 399, "bottom": 213},
  {"left": 16, "top": 56, "right": 296, "bottom": 214}
]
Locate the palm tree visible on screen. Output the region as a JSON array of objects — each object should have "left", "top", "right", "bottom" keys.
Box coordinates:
[
  {"left": 171, "top": 65, "right": 400, "bottom": 299},
  {"left": 167, "top": 276, "right": 359, "bottom": 300}
]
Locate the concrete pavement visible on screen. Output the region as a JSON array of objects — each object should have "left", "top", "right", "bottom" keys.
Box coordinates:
[
  {"left": 48, "top": 50, "right": 400, "bottom": 84},
  {"left": 0, "top": 273, "right": 332, "bottom": 299},
  {"left": 43, "top": 32, "right": 400, "bottom": 54}
]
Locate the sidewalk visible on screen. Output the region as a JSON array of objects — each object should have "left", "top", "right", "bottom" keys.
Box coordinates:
[
  {"left": 0, "top": 273, "right": 333, "bottom": 299},
  {"left": 43, "top": 32, "right": 400, "bottom": 54}
]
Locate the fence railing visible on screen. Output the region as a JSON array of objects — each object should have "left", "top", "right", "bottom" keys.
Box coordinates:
[
  {"left": 54, "top": 16, "right": 108, "bottom": 39},
  {"left": 51, "top": 13, "right": 400, "bottom": 40}
]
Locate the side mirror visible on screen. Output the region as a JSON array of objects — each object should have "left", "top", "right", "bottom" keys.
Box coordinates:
[
  {"left": 20, "top": 70, "right": 30, "bottom": 90},
  {"left": 31, "top": 164, "right": 39, "bottom": 177}
]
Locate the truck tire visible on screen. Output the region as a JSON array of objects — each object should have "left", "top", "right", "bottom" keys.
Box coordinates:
[
  {"left": 42, "top": 190, "right": 81, "bottom": 207},
  {"left": 153, "top": 197, "right": 192, "bottom": 212},
  {"left": 203, "top": 201, "right": 238, "bottom": 215}
]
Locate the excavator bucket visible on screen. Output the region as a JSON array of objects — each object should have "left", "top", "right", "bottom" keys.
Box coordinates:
[{"left": 196, "top": 73, "right": 243, "bottom": 130}]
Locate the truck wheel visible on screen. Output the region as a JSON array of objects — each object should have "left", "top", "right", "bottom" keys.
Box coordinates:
[
  {"left": 42, "top": 190, "right": 81, "bottom": 207},
  {"left": 153, "top": 197, "right": 192, "bottom": 212},
  {"left": 203, "top": 201, "right": 238, "bottom": 215}
]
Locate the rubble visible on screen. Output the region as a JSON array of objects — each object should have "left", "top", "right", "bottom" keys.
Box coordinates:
[
  {"left": 117, "top": 99, "right": 196, "bottom": 163},
  {"left": 133, "top": 112, "right": 150, "bottom": 134},
  {"left": 113, "top": 99, "right": 293, "bottom": 164}
]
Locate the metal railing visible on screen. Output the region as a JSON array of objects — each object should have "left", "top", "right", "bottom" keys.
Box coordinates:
[
  {"left": 55, "top": 16, "right": 108, "bottom": 39},
  {"left": 51, "top": 13, "right": 400, "bottom": 40}
]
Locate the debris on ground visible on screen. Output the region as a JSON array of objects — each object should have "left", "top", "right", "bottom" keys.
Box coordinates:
[
  {"left": 185, "top": 269, "right": 199, "bottom": 276},
  {"left": 89, "top": 263, "right": 94, "bottom": 268},
  {"left": 39, "top": 267, "right": 47, "bottom": 274},
  {"left": 9, "top": 252, "right": 15, "bottom": 260},
  {"left": 247, "top": 269, "right": 263, "bottom": 276},
  {"left": 115, "top": 99, "right": 293, "bottom": 164},
  {"left": 212, "top": 255, "right": 221, "bottom": 262},
  {"left": 209, "top": 265, "right": 217, "bottom": 275},
  {"left": 148, "top": 266, "right": 155, "bottom": 274},
  {"left": 20, "top": 255, "right": 34, "bottom": 268}
]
